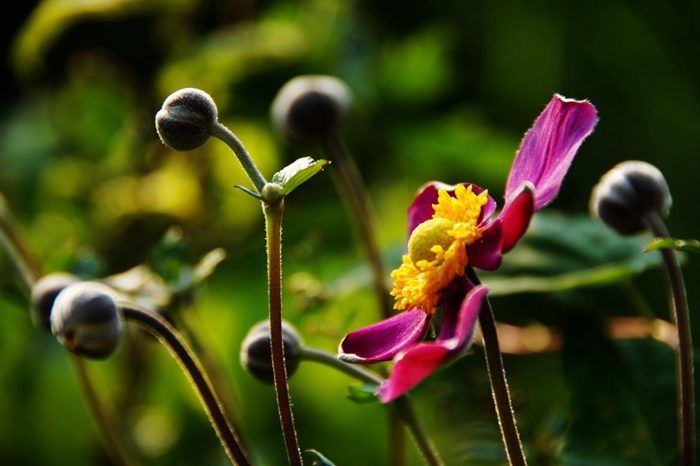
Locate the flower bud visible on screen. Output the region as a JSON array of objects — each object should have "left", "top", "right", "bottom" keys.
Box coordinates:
[
  {"left": 156, "top": 88, "right": 218, "bottom": 151},
  {"left": 261, "top": 182, "right": 283, "bottom": 205},
  {"left": 51, "top": 282, "right": 124, "bottom": 360},
  {"left": 240, "top": 320, "right": 303, "bottom": 384},
  {"left": 30, "top": 272, "right": 81, "bottom": 330},
  {"left": 590, "top": 160, "right": 672, "bottom": 235},
  {"left": 271, "top": 75, "right": 352, "bottom": 142}
]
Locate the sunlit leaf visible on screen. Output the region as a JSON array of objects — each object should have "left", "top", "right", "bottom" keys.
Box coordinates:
[
  {"left": 272, "top": 157, "right": 328, "bottom": 196},
  {"left": 644, "top": 237, "right": 700, "bottom": 254}
]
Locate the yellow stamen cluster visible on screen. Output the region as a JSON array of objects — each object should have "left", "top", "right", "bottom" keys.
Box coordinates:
[{"left": 391, "top": 185, "right": 488, "bottom": 314}]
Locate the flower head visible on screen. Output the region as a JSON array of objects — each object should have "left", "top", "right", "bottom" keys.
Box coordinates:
[{"left": 339, "top": 94, "right": 598, "bottom": 402}]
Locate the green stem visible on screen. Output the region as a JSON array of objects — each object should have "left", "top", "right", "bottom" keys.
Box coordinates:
[
  {"left": 120, "top": 304, "right": 251, "bottom": 466},
  {"left": 298, "top": 346, "right": 444, "bottom": 466},
  {"left": 321, "top": 134, "right": 393, "bottom": 319},
  {"left": 466, "top": 268, "right": 527, "bottom": 466},
  {"left": 264, "top": 201, "right": 303, "bottom": 466},
  {"left": 71, "top": 355, "right": 143, "bottom": 466},
  {"left": 643, "top": 212, "right": 696, "bottom": 466},
  {"left": 0, "top": 193, "right": 42, "bottom": 292},
  {"left": 208, "top": 121, "right": 267, "bottom": 193}
]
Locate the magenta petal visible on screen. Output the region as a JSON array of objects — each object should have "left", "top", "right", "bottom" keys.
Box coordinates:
[
  {"left": 338, "top": 309, "right": 430, "bottom": 364},
  {"left": 377, "top": 285, "right": 488, "bottom": 403},
  {"left": 499, "top": 181, "right": 535, "bottom": 253},
  {"left": 468, "top": 220, "right": 503, "bottom": 271},
  {"left": 408, "top": 182, "right": 496, "bottom": 236},
  {"left": 438, "top": 277, "right": 473, "bottom": 341},
  {"left": 505, "top": 95, "right": 598, "bottom": 211}
]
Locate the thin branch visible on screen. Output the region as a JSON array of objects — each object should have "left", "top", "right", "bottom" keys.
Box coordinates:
[
  {"left": 643, "top": 212, "right": 695, "bottom": 466},
  {"left": 466, "top": 267, "right": 527, "bottom": 466},
  {"left": 120, "top": 304, "right": 251, "bottom": 466},
  {"left": 264, "top": 201, "right": 303, "bottom": 466}
]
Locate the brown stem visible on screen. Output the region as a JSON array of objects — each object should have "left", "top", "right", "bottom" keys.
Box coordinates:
[
  {"left": 466, "top": 268, "right": 527, "bottom": 466},
  {"left": 643, "top": 212, "right": 696, "bottom": 466},
  {"left": 120, "top": 304, "right": 251, "bottom": 466},
  {"left": 264, "top": 201, "right": 302, "bottom": 466},
  {"left": 71, "top": 355, "right": 143, "bottom": 466},
  {"left": 321, "top": 134, "right": 393, "bottom": 319}
]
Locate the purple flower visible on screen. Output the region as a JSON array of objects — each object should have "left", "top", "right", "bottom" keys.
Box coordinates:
[{"left": 339, "top": 95, "right": 598, "bottom": 403}]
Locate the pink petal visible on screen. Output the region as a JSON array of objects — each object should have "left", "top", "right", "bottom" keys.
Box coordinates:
[
  {"left": 499, "top": 181, "right": 535, "bottom": 253},
  {"left": 377, "top": 285, "right": 488, "bottom": 403},
  {"left": 408, "top": 182, "right": 496, "bottom": 236},
  {"left": 467, "top": 220, "right": 503, "bottom": 271},
  {"left": 505, "top": 95, "right": 598, "bottom": 211},
  {"left": 338, "top": 309, "right": 430, "bottom": 363}
]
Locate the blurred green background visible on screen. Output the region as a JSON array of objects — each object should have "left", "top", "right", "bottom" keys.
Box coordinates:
[{"left": 0, "top": 0, "right": 698, "bottom": 465}]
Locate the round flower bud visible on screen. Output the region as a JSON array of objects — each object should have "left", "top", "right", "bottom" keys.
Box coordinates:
[
  {"left": 261, "top": 182, "right": 283, "bottom": 205},
  {"left": 590, "top": 160, "right": 672, "bottom": 235},
  {"left": 51, "top": 282, "right": 124, "bottom": 360},
  {"left": 155, "top": 88, "right": 218, "bottom": 151},
  {"left": 30, "top": 272, "right": 81, "bottom": 330},
  {"left": 240, "top": 320, "right": 303, "bottom": 384},
  {"left": 271, "top": 75, "right": 352, "bottom": 142}
]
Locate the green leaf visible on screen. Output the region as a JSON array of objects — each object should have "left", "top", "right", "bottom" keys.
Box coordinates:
[
  {"left": 234, "top": 185, "right": 262, "bottom": 200},
  {"left": 271, "top": 157, "right": 328, "bottom": 196},
  {"left": 561, "top": 316, "right": 677, "bottom": 465},
  {"left": 306, "top": 449, "right": 337, "bottom": 466},
  {"left": 643, "top": 237, "right": 700, "bottom": 254},
  {"left": 480, "top": 212, "right": 664, "bottom": 296},
  {"left": 347, "top": 383, "right": 380, "bottom": 404}
]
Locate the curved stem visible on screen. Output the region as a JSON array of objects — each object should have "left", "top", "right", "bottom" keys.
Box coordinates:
[
  {"left": 321, "top": 134, "right": 393, "bottom": 319},
  {"left": 208, "top": 121, "right": 267, "bottom": 193},
  {"left": 0, "top": 194, "right": 42, "bottom": 292},
  {"left": 466, "top": 268, "right": 527, "bottom": 466},
  {"left": 643, "top": 212, "right": 696, "bottom": 466},
  {"left": 71, "top": 355, "right": 143, "bottom": 466},
  {"left": 173, "top": 306, "right": 246, "bottom": 435},
  {"left": 298, "top": 346, "right": 444, "bottom": 466},
  {"left": 120, "top": 304, "right": 251, "bottom": 466},
  {"left": 264, "top": 201, "right": 302, "bottom": 466}
]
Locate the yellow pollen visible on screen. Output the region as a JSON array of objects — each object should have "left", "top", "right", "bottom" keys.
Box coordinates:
[
  {"left": 408, "top": 218, "right": 455, "bottom": 265},
  {"left": 391, "top": 185, "right": 488, "bottom": 314}
]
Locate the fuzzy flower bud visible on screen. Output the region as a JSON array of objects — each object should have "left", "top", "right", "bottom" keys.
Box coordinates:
[
  {"left": 156, "top": 88, "right": 218, "bottom": 151},
  {"left": 240, "top": 320, "right": 303, "bottom": 384},
  {"left": 50, "top": 282, "right": 124, "bottom": 360},
  {"left": 271, "top": 75, "right": 352, "bottom": 142},
  {"left": 31, "top": 272, "right": 81, "bottom": 330},
  {"left": 590, "top": 160, "right": 672, "bottom": 235}
]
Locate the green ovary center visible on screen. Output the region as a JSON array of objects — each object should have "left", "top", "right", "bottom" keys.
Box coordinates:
[{"left": 408, "top": 218, "right": 455, "bottom": 265}]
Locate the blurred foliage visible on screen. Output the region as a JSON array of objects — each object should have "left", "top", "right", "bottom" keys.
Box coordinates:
[{"left": 0, "top": 0, "right": 699, "bottom": 465}]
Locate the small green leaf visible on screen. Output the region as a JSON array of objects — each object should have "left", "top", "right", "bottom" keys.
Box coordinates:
[
  {"left": 347, "top": 383, "right": 380, "bottom": 404},
  {"left": 234, "top": 185, "right": 262, "bottom": 200},
  {"left": 644, "top": 237, "right": 700, "bottom": 254},
  {"left": 271, "top": 157, "right": 328, "bottom": 195},
  {"left": 306, "top": 449, "right": 337, "bottom": 466}
]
